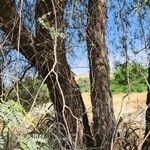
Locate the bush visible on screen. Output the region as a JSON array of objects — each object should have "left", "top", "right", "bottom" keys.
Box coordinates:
[
  {"left": 0, "top": 100, "right": 52, "bottom": 150},
  {"left": 7, "top": 77, "right": 50, "bottom": 111},
  {"left": 111, "top": 62, "right": 148, "bottom": 93},
  {"left": 77, "top": 62, "right": 148, "bottom": 94}
]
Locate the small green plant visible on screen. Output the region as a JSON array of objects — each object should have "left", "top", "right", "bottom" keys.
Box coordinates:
[
  {"left": 19, "top": 134, "right": 50, "bottom": 150},
  {"left": 0, "top": 136, "right": 4, "bottom": 149},
  {"left": 0, "top": 100, "right": 30, "bottom": 129},
  {"left": 0, "top": 100, "right": 51, "bottom": 150}
]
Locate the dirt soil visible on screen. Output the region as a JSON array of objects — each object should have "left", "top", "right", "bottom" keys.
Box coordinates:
[{"left": 82, "top": 92, "right": 147, "bottom": 127}]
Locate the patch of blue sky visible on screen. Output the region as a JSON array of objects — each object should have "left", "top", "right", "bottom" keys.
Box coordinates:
[
  {"left": 2, "top": 0, "right": 149, "bottom": 76},
  {"left": 65, "top": 0, "right": 89, "bottom": 75},
  {"left": 15, "top": 0, "right": 36, "bottom": 36},
  {"left": 65, "top": 0, "right": 149, "bottom": 74},
  {"left": 107, "top": 0, "right": 150, "bottom": 71}
]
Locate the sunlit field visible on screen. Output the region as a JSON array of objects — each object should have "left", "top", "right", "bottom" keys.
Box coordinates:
[{"left": 82, "top": 92, "right": 146, "bottom": 123}]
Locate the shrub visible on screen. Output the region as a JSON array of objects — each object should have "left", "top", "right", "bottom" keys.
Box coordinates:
[
  {"left": 7, "top": 77, "right": 50, "bottom": 111},
  {"left": 0, "top": 100, "right": 51, "bottom": 150},
  {"left": 77, "top": 62, "right": 148, "bottom": 94},
  {"left": 111, "top": 62, "right": 148, "bottom": 93}
]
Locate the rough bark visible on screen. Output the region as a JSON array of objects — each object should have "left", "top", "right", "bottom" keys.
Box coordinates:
[
  {"left": 87, "top": 0, "right": 116, "bottom": 149},
  {"left": 0, "top": 0, "right": 94, "bottom": 148},
  {"left": 142, "top": 63, "right": 150, "bottom": 150},
  {"left": 0, "top": 69, "right": 3, "bottom": 101}
]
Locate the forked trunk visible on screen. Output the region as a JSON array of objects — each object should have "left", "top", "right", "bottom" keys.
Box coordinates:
[
  {"left": 40, "top": 52, "right": 94, "bottom": 148},
  {"left": 0, "top": 0, "right": 93, "bottom": 148}
]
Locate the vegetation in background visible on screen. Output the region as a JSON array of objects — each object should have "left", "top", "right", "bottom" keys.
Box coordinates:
[
  {"left": 77, "top": 77, "right": 90, "bottom": 92},
  {"left": 77, "top": 63, "right": 148, "bottom": 93},
  {"left": 7, "top": 77, "right": 50, "bottom": 111},
  {"left": 0, "top": 0, "right": 149, "bottom": 149},
  {"left": 111, "top": 63, "right": 148, "bottom": 93}
]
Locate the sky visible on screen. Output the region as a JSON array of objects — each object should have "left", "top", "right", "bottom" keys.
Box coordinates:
[
  {"left": 66, "top": 0, "right": 150, "bottom": 74},
  {"left": 1, "top": 0, "right": 150, "bottom": 78}
]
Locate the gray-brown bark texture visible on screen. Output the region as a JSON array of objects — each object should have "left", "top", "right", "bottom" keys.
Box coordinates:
[
  {"left": 87, "top": 0, "right": 116, "bottom": 149},
  {"left": 0, "top": 69, "right": 3, "bottom": 100},
  {"left": 142, "top": 63, "right": 150, "bottom": 150},
  {"left": 0, "top": 0, "right": 93, "bottom": 148}
]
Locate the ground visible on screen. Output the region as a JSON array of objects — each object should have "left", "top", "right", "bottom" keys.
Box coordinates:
[
  {"left": 82, "top": 92, "right": 147, "bottom": 148},
  {"left": 82, "top": 92, "right": 147, "bottom": 132}
]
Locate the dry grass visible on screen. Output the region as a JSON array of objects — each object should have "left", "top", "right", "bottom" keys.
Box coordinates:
[
  {"left": 82, "top": 92, "right": 147, "bottom": 122},
  {"left": 82, "top": 92, "right": 147, "bottom": 149},
  {"left": 0, "top": 92, "right": 146, "bottom": 149}
]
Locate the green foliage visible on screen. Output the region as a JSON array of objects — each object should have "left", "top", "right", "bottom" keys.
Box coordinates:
[
  {"left": 145, "top": 0, "right": 150, "bottom": 6},
  {"left": 0, "top": 136, "right": 4, "bottom": 149},
  {"left": 37, "top": 12, "right": 66, "bottom": 39},
  {"left": 111, "top": 63, "right": 148, "bottom": 93},
  {"left": 8, "top": 77, "right": 50, "bottom": 111},
  {"left": 0, "top": 100, "right": 52, "bottom": 150},
  {"left": 0, "top": 100, "right": 30, "bottom": 129},
  {"left": 77, "top": 77, "right": 90, "bottom": 92},
  {"left": 0, "top": 78, "right": 59, "bottom": 149},
  {"left": 19, "top": 134, "right": 50, "bottom": 150},
  {"left": 77, "top": 63, "right": 148, "bottom": 94}
]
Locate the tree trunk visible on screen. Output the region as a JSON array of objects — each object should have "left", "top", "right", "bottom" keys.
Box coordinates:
[
  {"left": 0, "top": 69, "right": 3, "bottom": 101},
  {"left": 142, "top": 63, "right": 150, "bottom": 150},
  {"left": 0, "top": 0, "right": 94, "bottom": 148},
  {"left": 87, "top": 0, "right": 116, "bottom": 149}
]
